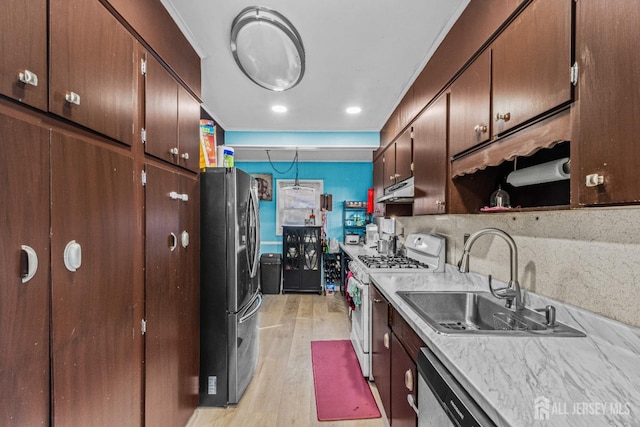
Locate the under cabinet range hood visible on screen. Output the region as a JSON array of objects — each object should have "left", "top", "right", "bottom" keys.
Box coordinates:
[{"left": 376, "top": 177, "right": 414, "bottom": 203}]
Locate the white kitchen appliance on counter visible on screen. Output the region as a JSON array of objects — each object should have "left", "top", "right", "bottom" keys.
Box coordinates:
[
  {"left": 345, "top": 234, "right": 360, "bottom": 245},
  {"left": 365, "top": 224, "right": 379, "bottom": 245},
  {"left": 346, "top": 233, "right": 446, "bottom": 379}
]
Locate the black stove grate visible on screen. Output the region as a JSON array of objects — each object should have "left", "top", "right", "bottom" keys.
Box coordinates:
[{"left": 357, "top": 254, "right": 429, "bottom": 269}]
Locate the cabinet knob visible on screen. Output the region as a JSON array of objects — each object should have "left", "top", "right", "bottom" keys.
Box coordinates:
[
  {"left": 65, "top": 91, "right": 81, "bottom": 106},
  {"left": 383, "top": 332, "right": 390, "bottom": 349},
  {"left": 169, "top": 147, "right": 179, "bottom": 155},
  {"left": 18, "top": 69, "right": 39, "bottom": 87},
  {"left": 495, "top": 112, "right": 511, "bottom": 122},
  {"left": 181, "top": 152, "right": 189, "bottom": 160},
  {"left": 63, "top": 240, "right": 82, "bottom": 272},
  {"left": 585, "top": 173, "right": 604, "bottom": 187},
  {"left": 474, "top": 124, "right": 488, "bottom": 134},
  {"left": 404, "top": 369, "right": 414, "bottom": 391}
]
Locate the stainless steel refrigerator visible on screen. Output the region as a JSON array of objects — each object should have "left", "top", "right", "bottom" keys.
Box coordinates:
[{"left": 199, "top": 167, "right": 262, "bottom": 407}]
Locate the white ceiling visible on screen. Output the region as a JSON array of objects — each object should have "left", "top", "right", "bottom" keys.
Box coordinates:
[{"left": 160, "top": 0, "right": 470, "bottom": 133}]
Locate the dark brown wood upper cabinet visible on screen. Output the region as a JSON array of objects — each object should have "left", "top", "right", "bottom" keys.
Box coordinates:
[
  {"left": 395, "top": 129, "right": 413, "bottom": 183},
  {"left": 145, "top": 54, "right": 179, "bottom": 164},
  {"left": 449, "top": 50, "right": 491, "bottom": 157},
  {"left": 49, "top": 0, "right": 137, "bottom": 145},
  {"left": 0, "top": 0, "right": 48, "bottom": 111},
  {"left": 50, "top": 131, "right": 138, "bottom": 426},
  {"left": 177, "top": 86, "right": 202, "bottom": 173},
  {"left": 0, "top": 113, "right": 51, "bottom": 427},
  {"left": 383, "top": 145, "right": 396, "bottom": 189},
  {"left": 383, "top": 128, "right": 413, "bottom": 189},
  {"left": 574, "top": 0, "right": 640, "bottom": 206},
  {"left": 373, "top": 156, "right": 386, "bottom": 217},
  {"left": 145, "top": 54, "right": 201, "bottom": 173},
  {"left": 413, "top": 95, "right": 448, "bottom": 215},
  {"left": 492, "top": 0, "right": 573, "bottom": 136}
]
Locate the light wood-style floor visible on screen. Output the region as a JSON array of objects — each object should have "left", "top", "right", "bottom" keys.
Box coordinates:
[{"left": 187, "top": 293, "right": 388, "bottom": 427}]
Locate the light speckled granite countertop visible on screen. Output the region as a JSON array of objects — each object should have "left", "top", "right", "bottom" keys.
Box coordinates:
[{"left": 341, "top": 244, "right": 640, "bottom": 426}]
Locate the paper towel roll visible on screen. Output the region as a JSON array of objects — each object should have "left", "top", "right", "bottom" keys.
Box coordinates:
[{"left": 506, "top": 157, "right": 570, "bottom": 187}]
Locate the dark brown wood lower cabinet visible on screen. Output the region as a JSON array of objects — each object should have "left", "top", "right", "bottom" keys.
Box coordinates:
[
  {"left": 51, "top": 132, "right": 138, "bottom": 426},
  {"left": 371, "top": 285, "right": 392, "bottom": 421},
  {"left": 0, "top": 112, "right": 51, "bottom": 426},
  {"left": 391, "top": 333, "right": 418, "bottom": 427},
  {"left": 144, "top": 164, "right": 200, "bottom": 427}
]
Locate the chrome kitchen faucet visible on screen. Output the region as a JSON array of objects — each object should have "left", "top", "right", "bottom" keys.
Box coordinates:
[{"left": 458, "top": 228, "right": 524, "bottom": 311}]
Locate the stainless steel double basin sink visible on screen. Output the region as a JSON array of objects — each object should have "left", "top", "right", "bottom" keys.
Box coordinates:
[{"left": 397, "top": 291, "right": 585, "bottom": 337}]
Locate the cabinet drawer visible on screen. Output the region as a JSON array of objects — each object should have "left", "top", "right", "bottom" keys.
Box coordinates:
[{"left": 390, "top": 306, "right": 425, "bottom": 363}]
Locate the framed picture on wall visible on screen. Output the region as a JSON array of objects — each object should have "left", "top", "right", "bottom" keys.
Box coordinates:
[{"left": 252, "top": 173, "right": 273, "bottom": 201}]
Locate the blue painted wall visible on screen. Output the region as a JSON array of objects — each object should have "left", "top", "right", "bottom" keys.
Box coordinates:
[{"left": 236, "top": 161, "right": 373, "bottom": 254}]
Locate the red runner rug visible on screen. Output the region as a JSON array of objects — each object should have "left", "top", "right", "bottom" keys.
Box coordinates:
[{"left": 311, "top": 340, "right": 381, "bottom": 421}]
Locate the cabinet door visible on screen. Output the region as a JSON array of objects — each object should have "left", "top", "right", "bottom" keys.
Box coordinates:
[
  {"left": 383, "top": 145, "right": 396, "bottom": 189},
  {"left": 449, "top": 50, "right": 491, "bottom": 156},
  {"left": 371, "top": 286, "right": 391, "bottom": 421},
  {"left": 575, "top": 0, "right": 640, "bottom": 205},
  {"left": 0, "top": 0, "right": 48, "bottom": 110},
  {"left": 395, "top": 127, "right": 413, "bottom": 182},
  {"left": 413, "top": 95, "right": 448, "bottom": 215},
  {"left": 51, "top": 133, "right": 138, "bottom": 426},
  {"left": 177, "top": 172, "right": 200, "bottom": 420},
  {"left": 144, "top": 164, "right": 181, "bottom": 427},
  {"left": 177, "top": 85, "right": 201, "bottom": 172},
  {"left": 300, "top": 227, "right": 321, "bottom": 291},
  {"left": 492, "top": 0, "right": 573, "bottom": 135},
  {"left": 145, "top": 54, "right": 179, "bottom": 164},
  {"left": 50, "top": 0, "right": 136, "bottom": 145},
  {"left": 0, "top": 114, "right": 50, "bottom": 426},
  {"left": 373, "top": 156, "right": 386, "bottom": 217},
  {"left": 282, "top": 227, "right": 301, "bottom": 290},
  {"left": 390, "top": 333, "right": 418, "bottom": 427}
]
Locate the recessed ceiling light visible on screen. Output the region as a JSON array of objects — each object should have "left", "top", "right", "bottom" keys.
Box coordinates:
[
  {"left": 346, "top": 106, "right": 362, "bottom": 114},
  {"left": 272, "top": 105, "right": 288, "bottom": 113}
]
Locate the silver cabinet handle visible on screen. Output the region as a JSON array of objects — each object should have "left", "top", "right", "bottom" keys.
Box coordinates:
[
  {"left": 20, "top": 245, "right": 39, "bottom": 283},
  {"left": 65, "top": 92, "right": 81, "bottom": 105},
  {"left": 169, "top": 191, "right": 188, "bottom": 202},
  {"left": 169, "top": 233, "right": 177, "bottom": 252},
  {"left": 181, "top": 152, "right": 189, "bottom": 160},
  {"left": 407, "top": 394, "right": 419, "bottom": 416},
  {"left": 181, "top": 230, "right": 190, "bottom": 248},
  {"left": 169, "top": 147, "right": 179, "bottom": 155},
  {"left": 383, "top": 332, "right": 390, "bottom": 349},
  {"left": 63, "top": 240, "right": 82, "bottom": 272},
  {"left": 405, "top": 368, "right": 414, "bottom": 391},
  {"left": 18, "top": 70, "right": 39, "bottom": 86}
]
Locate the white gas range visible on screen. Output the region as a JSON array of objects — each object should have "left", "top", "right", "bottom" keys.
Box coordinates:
[{"left": 345, "top": 233, "right": 446, "bottom": 379}]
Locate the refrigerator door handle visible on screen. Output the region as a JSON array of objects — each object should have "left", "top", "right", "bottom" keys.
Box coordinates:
[
  {"left": 239, "top": 292, "right": 263, "bottom": 324},
  {"left": 249, "top": 184, "right": 261, "bottom": 278}
]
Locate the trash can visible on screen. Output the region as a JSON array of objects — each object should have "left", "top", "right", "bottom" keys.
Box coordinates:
[{"left": 260, "top": 253, "right": 282, "bottom": 294}]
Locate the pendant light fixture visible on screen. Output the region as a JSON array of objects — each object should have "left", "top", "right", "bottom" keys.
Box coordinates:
[{"left": 230, "top": 6, "right": 305, "bottom": 91}]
